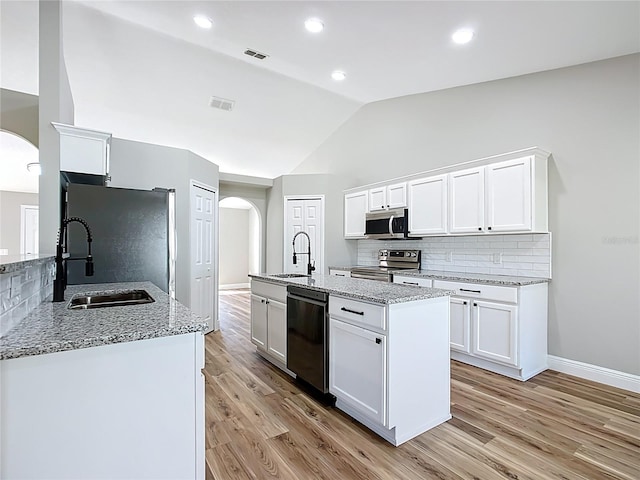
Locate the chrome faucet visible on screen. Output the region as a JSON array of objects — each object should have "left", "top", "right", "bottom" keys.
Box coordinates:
[
  {"left": 53, "top": 217, "right": 94, "bottom": 302},
  {"left": 292, "top": 231, "right": 315, "bottom": 275}
]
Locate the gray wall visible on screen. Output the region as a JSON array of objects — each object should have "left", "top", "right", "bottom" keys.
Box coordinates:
[
  {"left": 38, "top": 0, "right": 75, "bottom": 255},
  {"left": 219, "top": 208, "right": 250, "bottom": 285},
  {"left": 0, "top": 89, "right": 39, "bottom": 147},
  {"left": 292, "top": 54, "right": 640, "bottom": 376},
  {"left": 108, "top": 138, "right": 219, "bottom": 306},
  {"left": 0, "top": 191, "right": 38, "bottom": 255}
]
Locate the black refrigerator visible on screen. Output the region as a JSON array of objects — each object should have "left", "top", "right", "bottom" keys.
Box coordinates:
[{"left": 65, "top": 183, "right": 175, "bottom": 294}]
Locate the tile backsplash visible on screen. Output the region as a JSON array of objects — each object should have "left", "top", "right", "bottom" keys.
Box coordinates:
[
  {"left": 357, "top": 233, "right": 551, "bottom": 278},
  {"left": 0, "top": 260, "right": 55, "bottom": 337}
]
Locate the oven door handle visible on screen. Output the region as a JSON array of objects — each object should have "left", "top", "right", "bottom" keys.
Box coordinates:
[{"left": 287, "top": 293, "right": 328, "bottom": 308}]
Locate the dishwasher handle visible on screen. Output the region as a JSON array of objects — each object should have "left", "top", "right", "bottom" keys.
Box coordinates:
[{"left": 287, "top": 292, "right": 328, "bottom": 308}]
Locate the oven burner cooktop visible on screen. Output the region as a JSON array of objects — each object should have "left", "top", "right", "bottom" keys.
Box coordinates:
[{"left": 350, "top": 249, "right": 421, "bottom": 282}]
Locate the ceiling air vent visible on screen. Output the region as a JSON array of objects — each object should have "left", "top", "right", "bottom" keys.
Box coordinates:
[
  {"left": 209, "top": 96, "right": 235, "bottom": 112},
  {"left": 244, "top": 48, "right": 269, "bottom": 60}
]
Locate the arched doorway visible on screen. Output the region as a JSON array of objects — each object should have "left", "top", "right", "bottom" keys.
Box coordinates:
[
  {"left": 218, "top": 196, "right": 261, "bottom": 290},
  {"left": 0, "top": 130, "right": 39, "bottom": 256}
]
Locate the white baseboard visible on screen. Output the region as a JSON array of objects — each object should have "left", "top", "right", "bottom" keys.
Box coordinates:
[
  {"left": 219, "top": 283, "right": 250, "bottom": 290},
  {"left": 547, "top": 355, "right": 640, "bottom": 393}
]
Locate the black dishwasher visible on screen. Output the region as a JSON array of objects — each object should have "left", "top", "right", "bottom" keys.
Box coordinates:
[{"left": 286, "top": 285, "right": 329, "bottom": 394}]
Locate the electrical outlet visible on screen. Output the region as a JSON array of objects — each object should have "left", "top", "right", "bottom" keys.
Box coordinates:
[{"left": 493, "top": 252, "right": 502, "bottom": 264}]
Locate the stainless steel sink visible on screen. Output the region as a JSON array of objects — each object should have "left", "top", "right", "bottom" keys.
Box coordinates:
[
  {"left": 269, "top": 273, "right": 311, "bottom": 278},
  {"left": 68, "top": 289, "right": 155, "bottom": 309}
]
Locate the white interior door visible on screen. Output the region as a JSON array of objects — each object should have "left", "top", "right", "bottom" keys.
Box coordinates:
[
  {"left": 20, "top": 205, "right": 39, "bottom": 255},
  {"left": 284, "top": 197, "right": 324, "bottom": 274},
  {"left": 191, "top": 183, "right": 217, "bottom": 333}
]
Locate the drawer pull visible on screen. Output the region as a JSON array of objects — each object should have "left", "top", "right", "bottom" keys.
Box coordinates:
[
  {"left": 473, "top": 303, "right": 478, "bottom": 307},
  {"left": 335, "top": 273, "right": 345, "bottom": 276},
  {"left": 375, "top": 338, "right": 382, "bottom": 344},
  {"left": 463, "top": 301, "right": 467, "bottom": 305},
  {"left": 460, "top": 288, "right": 481, "bottom": 294},
  {"left": 402, "top": 281, "right": 419, "bottom": 285},
  {"left": 341, "top": 307, "right": 364, "bottom": 316}
]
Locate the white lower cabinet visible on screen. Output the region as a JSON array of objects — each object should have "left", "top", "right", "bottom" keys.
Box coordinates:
[
  {"left": 433, "top": 279, "right": 548, "bottom": 380},
  {"left": 329, "top": 294, "right": 450, "bottom": 446},
  {"left": 250, "top": 279, "right": 288, "bottom": 367},
  {"left": 330, "top": 319, "right": 386, "bottom": 425}
]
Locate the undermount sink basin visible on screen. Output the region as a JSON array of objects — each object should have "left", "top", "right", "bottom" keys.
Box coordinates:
[
  {"left": 269, "top": 273, "right": 311, "bottom": 278},
  {"left": 68, "top": 289, "right": 155, "bottom": 310}
]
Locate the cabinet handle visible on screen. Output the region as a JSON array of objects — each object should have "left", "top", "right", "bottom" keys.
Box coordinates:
[
  {"left": 463, "top": 301, "right": 467, "bottom": 305},
  {"left": 375, "top": 338, "right": 382, "bottom": 344},
  {"left": 403, "top": 281, "right": 419, "bottom": 285},
  {"left": 460, "top": 288, "right": 481, "bottom": 294},
  {"left": 488, "top": 226, "right": 492, "bottom": 231},
  {"left": 473, "top": 303, "right": 478, "bottom": 307},
  {"left": 261, "top": 299, "right": 265, "bottom": 303},
  {"left": 341, "top": 307, "right": 364, "bottom": 316},
  {"left": 478, "top": 227, "right": 482, "bottom": 231},
  {"left": 336, "top": 273, "right": 345, "bottom": 277}
]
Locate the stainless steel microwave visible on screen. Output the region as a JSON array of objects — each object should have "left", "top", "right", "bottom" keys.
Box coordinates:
[{"left": 365, "top": 208, "right": 409, "bottom": 239}]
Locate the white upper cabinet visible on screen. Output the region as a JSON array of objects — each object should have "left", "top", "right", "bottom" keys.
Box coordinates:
[
  {"left": 52, "top": 123, "right": 111, "bottom": 177},
  {"left": 386, "top": 182, "right": 407, "bottom": 209},
  {"left": 344, "top": 190, "right": 369, "bottom": 238},
  {"left": 408, "top": 174, "right": 447, "bottom": 235},
  {"left": 485, "top": 156, "right": 532, "bottom": 232},
  {"left": 369, "top": 183, "right": 407, "bottom": 212},
  {"left": 449, "top": 167, "right": 485, "bottom": 234}
]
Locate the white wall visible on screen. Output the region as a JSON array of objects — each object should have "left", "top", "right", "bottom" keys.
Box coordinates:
[
  {"left": 219, "top": 207, "right": 250, "bottom": 286},
  {"left": 292, "top": 54, "right": 640, "bottom": 376},
  {"left": 0, "top": 89, "right": 39, "bottom": 148},
  {"left": 0, "top": 191, "right": 38, "bottom": 255},
  {"left": 248, "top": 207, "right": 259, "bottom": 275},
  {"left": 108, "top": 138, "right": 219, "bottom": 306}
]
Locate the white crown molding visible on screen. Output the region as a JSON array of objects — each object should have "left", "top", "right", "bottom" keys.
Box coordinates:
[{"left": 548, "top": 355, "right": 640, "bottom": 394}]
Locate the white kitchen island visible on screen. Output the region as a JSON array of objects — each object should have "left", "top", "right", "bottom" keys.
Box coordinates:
[
  {"left": 0, "top": 282, "right": 207, "bottom": 480},
  {"left": 250, "top": 273, "right": 453, "bottom": 446}
]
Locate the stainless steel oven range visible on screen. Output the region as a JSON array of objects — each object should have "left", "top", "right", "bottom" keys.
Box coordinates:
[{"left": 350, "top": 249, "right": 421, "bottom": 282}]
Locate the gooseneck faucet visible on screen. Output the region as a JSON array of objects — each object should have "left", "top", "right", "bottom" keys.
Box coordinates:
[
  {"left": 53, "top": 217, "right": 94, "bottom": 302},
  {"left": 292, "top": 231, "right": 316, "bottom": 275}
]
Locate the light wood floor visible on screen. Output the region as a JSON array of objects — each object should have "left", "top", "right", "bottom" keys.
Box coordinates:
[{"left": 204, "top": 289, "right": 640, "bottom": 480}]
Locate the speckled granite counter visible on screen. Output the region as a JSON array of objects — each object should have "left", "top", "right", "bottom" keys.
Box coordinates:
[
  {"left": 0, "top": 281, "right": 207, "bottom": 360},
  {"left": 250, "top": 273, "right": 452, "bottom": 305},
  {"left": 393, "top": 269, "right": 549, "bottom": 286},
  {"left": 0, "top": 254, "right": 55, "bottom": 274}
]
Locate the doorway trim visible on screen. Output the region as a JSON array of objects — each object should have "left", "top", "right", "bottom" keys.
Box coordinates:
[
  {"left": 190, "top": 180, "right": 219, "bottom": 332},
  {"left": 283, "top": 195, "right": 325, "bottom": 274},
  {"left": 20, "top": 204, "right": 39, "bottom": 255}
]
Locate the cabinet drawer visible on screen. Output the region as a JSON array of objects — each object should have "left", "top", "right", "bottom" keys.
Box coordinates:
[
  {"left": 393, "top": 275, "right": 432, "bottom": 288},
  {"left": 251, "top": 279, "right": 287, "bottom": 303},
  {"left": 329, "top": 296, "right": 386, "bottom": 331},
  {"left": 329, "top": 269, "right": 351, "bottom": 278},
  {"left": 432, "top": 280, "right": 517, "bottom": 303}
]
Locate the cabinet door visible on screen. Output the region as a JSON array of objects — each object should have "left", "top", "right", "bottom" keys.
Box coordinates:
[
  {"left": 329, "top": 318, "right": 387, "bottom": 426},
  {"left": 472, "top": 300, "right": 518, "bottom": 366},
  {"left": 267, "top": 299, "right": 287, "bottom": 364},
  {"left": 387, "top": 182, "right": 407, "bottom": 209},
  {"left": 368, "top": 187, "right": 387, "bottom": 212},
  {"left": 450, "top": 297, "right": 471, "bottom": 353},
  {"left": 344, "top": 191, "right": 368, "bottom": 238},
  {"left": 407, "top": 175, "right": 448, "bottom": 235},
  {"left": 250, "top": 294, "right": 268, "bottom": 350},
  {"left": 449, "top": 167, "right": 485, "bottom": 234},
  {"left": 486, "top": 157, "right": 532, "bottom": 232},
  {"left": 53, "top": 123, "right": 111, "bottom": 176}
]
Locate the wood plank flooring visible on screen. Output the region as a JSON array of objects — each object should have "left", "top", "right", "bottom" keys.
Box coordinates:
[{"left": 205, "top": 289, "right": 640, "bottom": 479}]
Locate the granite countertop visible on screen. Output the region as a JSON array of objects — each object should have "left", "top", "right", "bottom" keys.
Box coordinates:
[
  {"left": 0, "top": 281, "right": 207, "bottom": 361},
  {"left": 250, "top": 273, "right": 452, "bottom": 305},
  {"left": 0, "top": 254, "right": 55, "bottom": 274},
  {"left": 393, "top": 269, "right": 549, "bottom": 286}
]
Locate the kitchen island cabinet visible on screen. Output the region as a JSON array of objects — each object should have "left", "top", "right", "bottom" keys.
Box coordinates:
[
  {"left": 250, "top": 278, "right": 288, "bottom": 368},
  {"left": 0, "top": 282, "right": 207, "bottom": 480}
]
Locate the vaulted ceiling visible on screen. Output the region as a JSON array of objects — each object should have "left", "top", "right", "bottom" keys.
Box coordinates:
[{"left": 1, "top": 1, "right": 639, "bottom": 184}]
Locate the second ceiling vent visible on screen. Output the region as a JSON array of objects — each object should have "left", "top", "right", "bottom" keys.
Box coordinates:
[
  {"left": 209, "top": 96, "right": 235, "bottom": 112},
  {"left": 244, "top": 49, "right": 269, "bottom": 60}
]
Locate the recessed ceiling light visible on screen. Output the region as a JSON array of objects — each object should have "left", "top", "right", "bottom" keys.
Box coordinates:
[
  {"left": 26, "top": 162, "right": 41, "bottom": 175},
  {"left": 305, "top": 18, "right": 324, "bottom": 33},
  {"left": 452, "top": 28, "right": 474, "bottom": 45},
  {"left": 193, "top": 15, "right": 213, "bottom": 29},
  {"left": 331, "top": 70, "right": 346, "bottom": 81}
]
